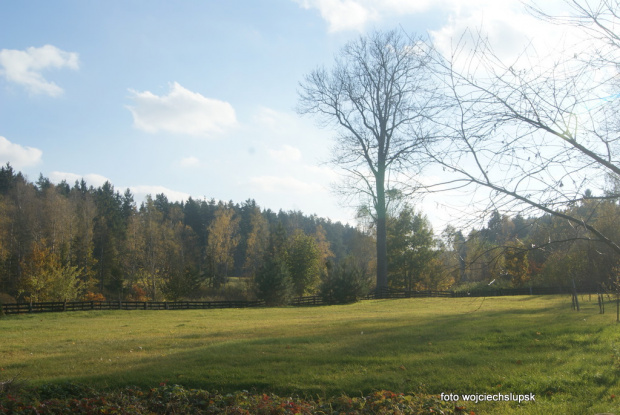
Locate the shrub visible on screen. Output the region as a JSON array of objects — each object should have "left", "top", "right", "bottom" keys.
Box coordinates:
[
  {"left": 255, "top": 255, "right": 293, "bottom": 306},
  {"left": 320, "top": 257, "right": 371, "bottom": 304},
  {"left": 127, "top": 284, "right": 148, "bottom": 301},
  {"left": 82, "top": 291, "right": 106, "bottom": 302}
]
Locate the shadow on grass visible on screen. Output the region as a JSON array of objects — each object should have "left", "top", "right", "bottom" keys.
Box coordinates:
[{"left": 27, "top": 300, "right": 608, "bottom": 399}]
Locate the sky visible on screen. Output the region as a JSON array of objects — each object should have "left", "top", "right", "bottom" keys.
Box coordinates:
[{"left": 0, "top": 0, "right": 575, "bottom": 230}]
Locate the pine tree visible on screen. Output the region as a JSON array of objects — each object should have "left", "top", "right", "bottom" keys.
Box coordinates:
[{"left": 287, "top": 230, "right": 321, "bottom": 297}]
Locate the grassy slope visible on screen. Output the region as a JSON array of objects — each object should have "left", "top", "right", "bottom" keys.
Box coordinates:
[{"left": 1, "top": 295, "right": 619, "bottom": 414}]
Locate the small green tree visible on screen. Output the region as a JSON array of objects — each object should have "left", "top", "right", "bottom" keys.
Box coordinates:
[
  {"left": 163, "top": 267, "right": 200, "bottom": 301},
  {"left": 255, "top": 255, "right": 292, "bottom": 306},
  {"left": 243, "top": 207, "right": 270, "bottom": 278},
  {"left": 387, "top": 206, "right": 437, "bottom": 291},
  {"left": 320, "top": 257, "right": 371, "bottom": 304},
  {"left": 287, "top": 230, "right": 321, "bottom": 297},
  {"left": 254, "top": 222, "right": 293, "bottom": 306}
]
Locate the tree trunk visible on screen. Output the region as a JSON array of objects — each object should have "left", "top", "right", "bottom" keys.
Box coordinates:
[{"left": 375, "top": 175, "right": 388, "bottom": 296}]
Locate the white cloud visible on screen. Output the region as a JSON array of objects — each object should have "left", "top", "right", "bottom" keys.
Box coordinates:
[
  {"left": 0, "top": 45, "right": 79, "bottom": 96},
  {"left": 295, "top": 0, "right": 576, "bottom": 65},
  {"left": 430, "top": 0, "right": 566, "bottom": 63},
  {"left": 0, "top": 136, "right": 42, "bottom": 168},
  {"left": 49, "top": 171, "right": 110, "bottom": 188},
  {"left": 179, "top": 156, "right": 200, "bottom": 167},
  {"left": 296, "top": 0, "right": 377, "bottom": 32},
  {"left": 249, "top": 175, "right": 325, "bottom": 195},
  {"left": 295, "top": 0, "right": 436, "bottom": 32},
  {"left": 129, "top": 185, "right": 191, "bottom": 203},
  {"left": 127, "top": 82, "right": 236, "bottom": 137},
  {"left": 269, "top": 145, "right": 302, "bottom": 163}
]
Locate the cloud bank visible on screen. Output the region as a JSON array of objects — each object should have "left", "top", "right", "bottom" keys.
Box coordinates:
[
  {"left": 49, "top": 172, "right": 192, "bottom": 204},
  {"left": 49, "top": 171, "right": 111, "bottom": 188}
]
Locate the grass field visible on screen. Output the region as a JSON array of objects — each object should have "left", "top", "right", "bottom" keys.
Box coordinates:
[{"left": 1, "top": 295, "right": 620, "bottom": 414}]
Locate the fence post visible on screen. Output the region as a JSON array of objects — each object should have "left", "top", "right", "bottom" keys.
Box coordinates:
[{"left": 571, "top": 279, "right": 580, "bottom": 311}]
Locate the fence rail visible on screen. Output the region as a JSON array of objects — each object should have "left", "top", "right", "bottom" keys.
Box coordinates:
[
  {"left": 1, "top": 299, "right": 265, "bottom": 315},
  {"left": 0, "top": 286, "right": 598, "bottom": 316}
]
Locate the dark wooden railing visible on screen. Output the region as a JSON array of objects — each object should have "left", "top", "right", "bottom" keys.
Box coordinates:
[{"left": 0, "top": 286, "right": 596, "bottom": 315}]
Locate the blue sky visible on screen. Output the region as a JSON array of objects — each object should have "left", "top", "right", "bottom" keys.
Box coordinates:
[{"left": 0, "top": 0, "right": 573, "bottom": 228}]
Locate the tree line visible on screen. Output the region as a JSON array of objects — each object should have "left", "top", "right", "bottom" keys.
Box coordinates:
[
  {"left": 0, "top": 165, "right": 377, "bottom": 304},
  {"left": 0, "top": 162, "right": 617, "bottom": 305},
  {"left": 440, "top": 199, "right": 620, "bottom": 292}
]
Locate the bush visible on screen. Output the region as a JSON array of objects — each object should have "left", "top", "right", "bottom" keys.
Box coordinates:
[
  {"left": 255, "top": 255, "right": 293, "bottom": 306},
  {"left": 82, "top": 291, "right": 106, "bottom": 302},
  {"left": 320, "top": 258, "right": 371, "bottom": 305}
]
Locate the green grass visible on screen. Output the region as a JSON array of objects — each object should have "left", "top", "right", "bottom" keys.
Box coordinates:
[{"left": 1, "top": 295, "right": 620, "bottom": 414}]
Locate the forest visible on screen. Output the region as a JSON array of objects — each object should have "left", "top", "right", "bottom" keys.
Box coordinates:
[{"left": 0, "top": 163, "right": 617, "bottom": 305}]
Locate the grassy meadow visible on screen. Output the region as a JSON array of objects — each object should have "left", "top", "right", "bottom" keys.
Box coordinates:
[{"left": 1, "top": 295, "right": 620, "bottom": 414}]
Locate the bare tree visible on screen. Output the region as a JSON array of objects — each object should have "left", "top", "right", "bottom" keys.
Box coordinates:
[
  {"left": 298, "top": 30, "right": 437, "bottom": 293},
  {"left": 427, "top": 0, "right": 620, "bottom": 261}
]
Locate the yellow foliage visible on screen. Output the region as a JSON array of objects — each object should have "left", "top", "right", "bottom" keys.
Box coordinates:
[{"left": 19, "top": 240, "right": 84, "bottom": 302}]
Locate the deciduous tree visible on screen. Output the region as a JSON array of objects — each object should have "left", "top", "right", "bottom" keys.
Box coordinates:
[
  {"left": 206, "top": 208, "right": 240, "bottom": 288},
  {"left": 299, "top": 29, "right": 438, "bottom": 293},
  {"left": 386, "top": 206, "right": 437, "bottom": 291},
  {"left": 19, "top": 240, "right": 84, "bottom": 302},
  {"left": 287, "top": 230, "right": 321, "bottom": 296}
]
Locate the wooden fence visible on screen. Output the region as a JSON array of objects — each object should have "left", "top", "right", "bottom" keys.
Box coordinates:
[
  {"left": 1, "top": 299, "right": 264, "bottom": 315},
  {"left": 0, "top": 286, "right": 596, "bottom": 316}
]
